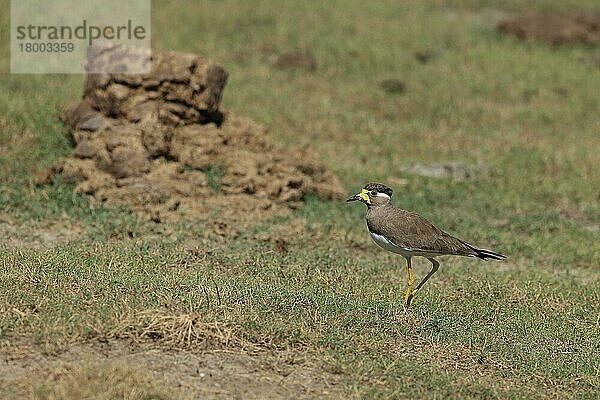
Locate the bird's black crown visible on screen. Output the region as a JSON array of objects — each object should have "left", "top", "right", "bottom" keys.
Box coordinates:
[{"left": 363, "top": 183, "right": 393, "bottom": 197}]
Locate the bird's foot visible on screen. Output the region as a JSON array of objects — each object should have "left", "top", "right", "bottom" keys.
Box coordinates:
[{"left": 405, "top": 289, "right": 419, "bottom": 307}]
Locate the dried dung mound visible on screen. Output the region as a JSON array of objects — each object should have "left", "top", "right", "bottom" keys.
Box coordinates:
[
  {"left": 54, "top": 47, "right": 344, "bottom": 226},
  {"left": 498, "top": 14, "right": 600, "bottom": 45}
]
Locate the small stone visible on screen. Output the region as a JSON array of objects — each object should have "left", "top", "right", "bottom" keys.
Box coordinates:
[{"left": 77, "top": 114, "right": 108, "bottom": 131}]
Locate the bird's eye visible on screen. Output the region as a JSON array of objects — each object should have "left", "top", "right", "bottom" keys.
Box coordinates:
[{"left": 370, "top": 190, "right": 377, "bottom": 196}]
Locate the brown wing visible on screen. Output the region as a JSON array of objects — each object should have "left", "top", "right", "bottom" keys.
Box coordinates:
[{"left": 367, "top": 205, "right": 476, "bottom": 256}]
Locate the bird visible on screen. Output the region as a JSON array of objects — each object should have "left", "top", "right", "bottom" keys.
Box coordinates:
[{"left": 347, "top": 182, "right": 506, "bottom": 307}]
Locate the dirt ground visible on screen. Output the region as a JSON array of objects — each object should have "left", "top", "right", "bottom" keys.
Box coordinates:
[
  {"left": 0, "top": 216, "right": 86, "bottom": 249},
  {"left": 498, "top": 14, "right": 600, "bottom": 45},
  {"left": 0, "top": 341, "right": 341, "bottom": 399}
]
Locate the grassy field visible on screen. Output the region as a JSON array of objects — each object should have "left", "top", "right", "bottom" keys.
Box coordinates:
[{"left": 1, "top": 0, "right": 599, "bottom": 398}]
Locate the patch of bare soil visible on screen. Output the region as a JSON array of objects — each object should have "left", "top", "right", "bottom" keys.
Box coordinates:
[
  {"left": 498, "top": 14, "right": 600, "bottom": 45},
  {"left": 0, "top": 342, "right": 341, "bottom": 400},
  {"left": 401, "top": 162, "right": 489, "bottom": 180},
  {"left": 274, "top": 51, "right": 318, "bottom": 72},
  {"left": 0, "top": 218, "right": 85, "bottom": 249},
  {"left": 43, "top": 45, "right": 344, "bottom": 230},
  {"left": 378, "top": 79, "right": 406, "bottom": 95}
]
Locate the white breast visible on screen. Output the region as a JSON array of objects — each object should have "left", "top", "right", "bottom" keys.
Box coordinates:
[
  {"left": 369, "top": 231, "right": 439, "bottom": 258},
  {"left": 370, "top": 231, "right": 408, "bottom": 256}
]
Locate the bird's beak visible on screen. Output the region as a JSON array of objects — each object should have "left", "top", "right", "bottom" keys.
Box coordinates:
[
  {"left": 346, "top": 189, "right": 371, "bottom": 204},
  {"left": 346, "top": 194, "right": 360, "bottom": 202}
]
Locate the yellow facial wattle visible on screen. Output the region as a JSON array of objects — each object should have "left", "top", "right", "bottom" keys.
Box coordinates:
[{"left": 359, "top": 189, "right": 371, "bottom": 204}]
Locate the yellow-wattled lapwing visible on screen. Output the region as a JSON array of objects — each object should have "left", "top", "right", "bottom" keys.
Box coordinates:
[{"left": 347, "top": 183, "right": 506, "bottom": 306}]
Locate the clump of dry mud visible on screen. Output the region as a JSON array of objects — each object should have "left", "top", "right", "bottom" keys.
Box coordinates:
[
  {"left": 51, "top": 47, "right": 344, "bottom": 225},
  {"left": 498, "top": 14, "right": 600, "bottom": 45}
]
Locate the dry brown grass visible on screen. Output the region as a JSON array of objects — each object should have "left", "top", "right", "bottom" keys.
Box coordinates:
[{"left": 109, "top": 310, "right": 256, "bottom": 351}]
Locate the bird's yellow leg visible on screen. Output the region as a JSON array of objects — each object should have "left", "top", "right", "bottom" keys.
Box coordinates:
[
  {"left": 404, "top": 257, "right": 415, "bottom": 305},
  {"left": 407, "top": 258, "right": 440, "bottom": 305}
]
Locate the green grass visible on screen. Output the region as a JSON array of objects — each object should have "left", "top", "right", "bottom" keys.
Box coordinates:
[
  {"left": 201, "top": 164, "right": 224, "bottom": 192},
  {"left": 1, "top": 0, "right": 599, "bottom": 398}
]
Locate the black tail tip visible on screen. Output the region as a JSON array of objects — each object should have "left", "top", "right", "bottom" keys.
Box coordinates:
[{"left": 475, "top": 248, "right": 507, "bottom": 261}]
